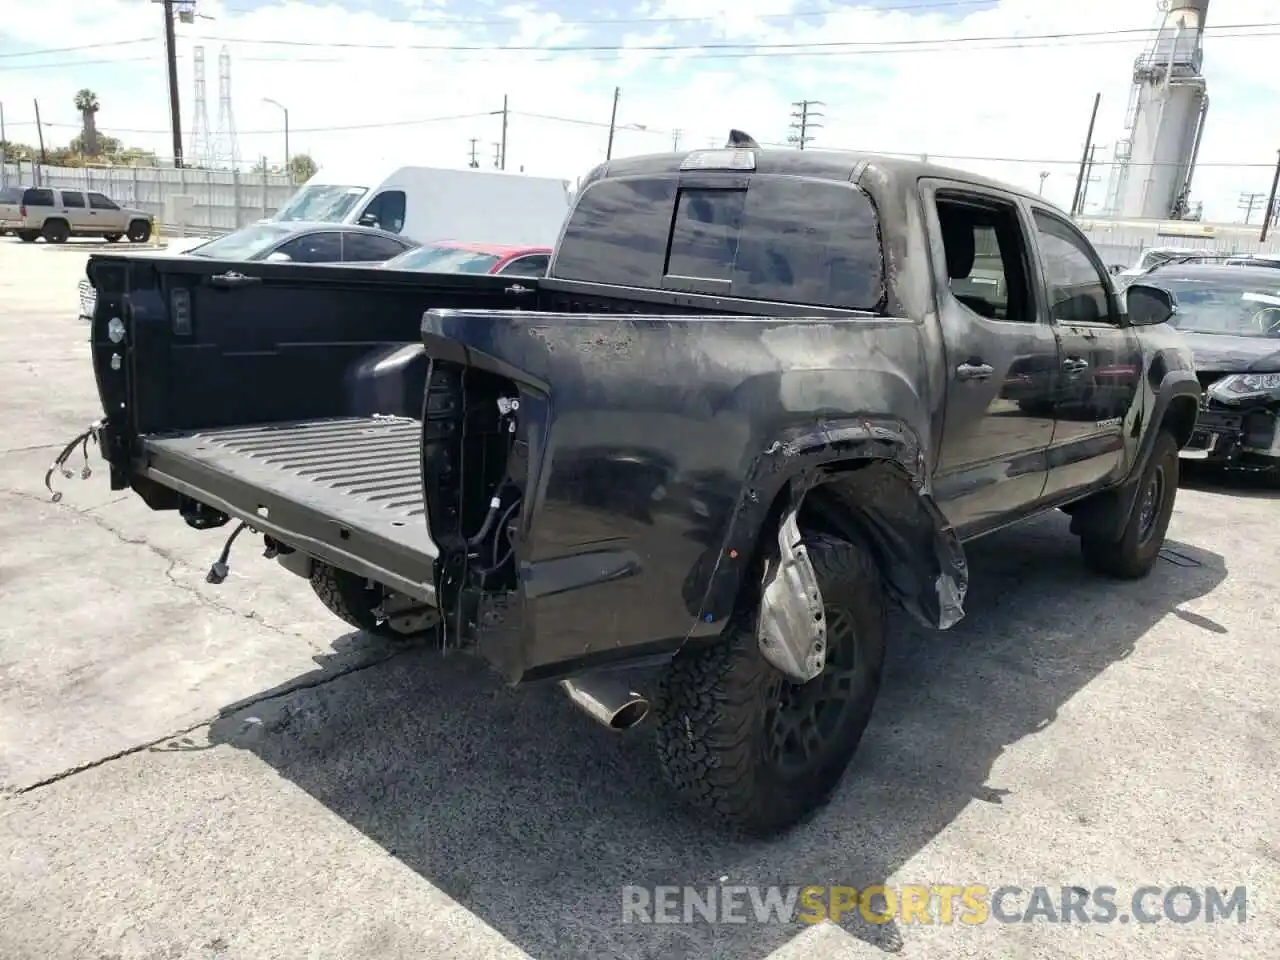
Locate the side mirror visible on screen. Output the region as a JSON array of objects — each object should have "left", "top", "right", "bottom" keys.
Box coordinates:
[
  {"left": 1125, "top": 282, "right": 1175, "bottom": 326},
  {"left": 356, "top": 213, "right": 378, "bottom": 227},
  {"left": 264, "top": 251, "right": 293, "bottom": 262}
]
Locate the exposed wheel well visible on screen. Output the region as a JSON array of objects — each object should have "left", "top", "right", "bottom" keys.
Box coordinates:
[{"left": 731, "top": 456, "right": 966, "bottom": 631}]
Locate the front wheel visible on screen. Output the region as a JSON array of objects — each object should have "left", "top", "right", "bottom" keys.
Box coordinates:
[
  {"left": 126, "top": 219, "right": 151, "bottom": 243},
  {"left": 653, "top": 534, "right": 887, "bottom": 836},
  {"left": 1080, "top": 429, "right": 1179, "bottom": 579}
]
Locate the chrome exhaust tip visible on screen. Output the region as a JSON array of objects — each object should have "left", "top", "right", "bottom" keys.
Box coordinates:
[{"left": 560, "top": 676, "right": 651, "bottom": 731}]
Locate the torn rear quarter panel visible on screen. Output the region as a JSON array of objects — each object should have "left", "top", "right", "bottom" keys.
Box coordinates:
[{"left": 421, "top": 306, "right": 964, "bottom": 681}]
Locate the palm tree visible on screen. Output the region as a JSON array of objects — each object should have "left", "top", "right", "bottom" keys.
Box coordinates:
[{"left": 75, "top": 88, "right": 100, "bottom": 156}]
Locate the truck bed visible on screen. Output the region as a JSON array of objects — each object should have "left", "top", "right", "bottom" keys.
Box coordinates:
[{"left": 140, "top": 416, "right": 439, "bottom": 601}]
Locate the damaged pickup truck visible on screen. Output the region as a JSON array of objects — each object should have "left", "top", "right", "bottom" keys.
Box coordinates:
[{"left": 72, "top": 143, "right": 1201, "bottom": 834}]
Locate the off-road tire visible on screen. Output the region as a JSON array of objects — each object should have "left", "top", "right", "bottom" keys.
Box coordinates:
[
  {"left": 1081, "top": 428, "right": 1179, "bottom": 579},
  {"left": 42, "top": 219, "right": 70, "bottom": 244},
  {"left": 654, "top": 534, "right": 887, "bottom": 836},
  {"left": 16, "top": 230, "right": 38, "bottom": 243},
  {"left": 103, "top": 233, "right": 122, "bottom": 243},
  {"left": 126, "top": 219, "right": 151, "bottom": 243},
  {"left": 309, "top": 562, "right": 392, "bottom": 635}
]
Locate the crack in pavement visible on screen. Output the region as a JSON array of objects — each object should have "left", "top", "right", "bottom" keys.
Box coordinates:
[
  {"left": 0, "top": 441, "right": 67, "bottom": 456},
  {"left": 1, "top": 486, "right": 308, "bottom": 640},
  {"left": 5, "top": 644, "right": 415, "bottom": 797}
]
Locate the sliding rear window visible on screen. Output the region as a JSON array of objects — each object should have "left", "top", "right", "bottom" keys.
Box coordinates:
[{"left": 553, "top": 174, "right": 884, "bottom": 310}]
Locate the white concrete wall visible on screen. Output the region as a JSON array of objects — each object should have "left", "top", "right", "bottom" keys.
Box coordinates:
[{"left": 1, "top": 158, "right": 295, "bottom": 234}]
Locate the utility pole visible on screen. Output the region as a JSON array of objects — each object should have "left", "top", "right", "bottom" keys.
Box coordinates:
[
  {"left": 1038, "top": 171, "right": 1050, "bottom": 195},
  {"left": 153, "top": 0, "right": 185, "bottom": 168},
  {"left": 672, "top": 129, "right": 682, "bottom": 151},
  {"left": 605, "top": 86, "right": 621, "bottom": 161},
  {"left": 467, "top": 138, "right": 480, "bottom": 168},
  {"left": 1239, "top": 191, "right": 1265, "bottom": 224},
  {"left": 499, "top": 94, "right": 508, "bottom": 171},
  {"left": 33, "top": 98, "right": 46, "bottom": 165},
  {"left": 1262, "top": 149, "right": 1280, "bottom": 243},
  {"left": 1079, "top": 144, "right": 1104, "bottom": 213},
  {"left": 1071, "top": 92, "right": 1102, "bottom": 217},
  {"left": 787, "top": 100, "right": 824, "bottom": 150}
]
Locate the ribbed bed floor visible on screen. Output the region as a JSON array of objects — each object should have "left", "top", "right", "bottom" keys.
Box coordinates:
[{"left": 142, "top": 415, "right": 435, "bottom": 555}]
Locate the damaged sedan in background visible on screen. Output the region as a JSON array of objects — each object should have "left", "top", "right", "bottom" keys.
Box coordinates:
[{"left": 1143, "top": 262, "right": 1280, "bottom": 480}]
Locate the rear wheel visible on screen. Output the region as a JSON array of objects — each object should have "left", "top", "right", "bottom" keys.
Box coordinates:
[
  {"left": 654, "top": 534, "right": 887, "bottom": 836},
  {"left": 103, "top": 233, "right": 122, "bottom": 243},
  {"left": 42, "top": 219, "right": 70, "bottom": 244},
  {"left": 1080, "top": 429, "right": 1179, "bottom": 579},
  {"left": 126, "top": 219, "right": 151, "bottom": 243},
  {"left": 309, "top": 562, "right": 436, "bottom": 638}
]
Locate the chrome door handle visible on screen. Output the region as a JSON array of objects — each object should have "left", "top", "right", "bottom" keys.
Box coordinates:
[
  {"left": 956, "top": 362, "right": 994, "bottom": 381},
  {"left": 1063, "top": 357, "right": 1090, "bottom": 372}
]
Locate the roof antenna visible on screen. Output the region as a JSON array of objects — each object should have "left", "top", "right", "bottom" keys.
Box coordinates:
[{"left": 726, "top": 129, "right": 759, "bottom": 148}]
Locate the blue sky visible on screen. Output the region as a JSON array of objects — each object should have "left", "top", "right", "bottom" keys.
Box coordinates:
[{"left": 3, "top": 0, "right": 1280, "bottom": 221}]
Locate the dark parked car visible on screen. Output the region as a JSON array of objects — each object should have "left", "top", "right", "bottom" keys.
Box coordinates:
[
  {"left": 184, "top": 221, "right": 418, "bottom": 264},
  {"left": 382, "top": 241, "right": 552, "bottom": 277},
  {"left": 1140, "top": 262, "right": 1280, "bottom": 478},
  {"left": 74, "top": 143, "right": 1199, "bottom": 836}
]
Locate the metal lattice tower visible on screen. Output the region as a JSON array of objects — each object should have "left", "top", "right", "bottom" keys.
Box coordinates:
[
  {"left": 212, "top": 46, "right": 240, "bottom": 168},
  {"left": 189, "top": 46, "right": 214, "bottom": 167}
]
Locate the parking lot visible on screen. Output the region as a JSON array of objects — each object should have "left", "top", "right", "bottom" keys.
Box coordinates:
[{"left": 0, "top": 238, "right": 1275, "bottom": 960}]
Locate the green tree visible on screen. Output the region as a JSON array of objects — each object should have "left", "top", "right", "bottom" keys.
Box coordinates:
[
  {"left": 75, "top": 88, "right": 101, "bottom": 156},
  {"left": 289, "top": 153, "right": 318, "bottom": 182}
]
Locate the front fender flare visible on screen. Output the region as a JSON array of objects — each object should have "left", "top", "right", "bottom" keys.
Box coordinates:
[{"left": 689, "top": 418, "right": 968, "bottom": 634}]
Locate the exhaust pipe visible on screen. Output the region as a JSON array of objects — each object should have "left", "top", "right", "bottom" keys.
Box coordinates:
[{"left": 560, "top": 676, "right": 651, "bottom": 731}]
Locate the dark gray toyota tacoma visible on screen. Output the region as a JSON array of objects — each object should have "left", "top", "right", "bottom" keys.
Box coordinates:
[{"left": 72, "top": 143, "right": 1201, "bottom": 835}]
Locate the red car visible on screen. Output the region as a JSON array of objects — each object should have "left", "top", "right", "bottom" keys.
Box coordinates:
[{"left": 382, "top": 240, "right": 551, "bottom": 277}]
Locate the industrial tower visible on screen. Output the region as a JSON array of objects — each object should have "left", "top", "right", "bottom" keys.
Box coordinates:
[
  {"left": 1105, "top": 0, "right": 1210, "bottom": 220},
  {"left": 189, "top": 46, "right": 214, "bottom": 167},
  {"left": 211, "top": 46, "right": 240, "bottom": 169}
]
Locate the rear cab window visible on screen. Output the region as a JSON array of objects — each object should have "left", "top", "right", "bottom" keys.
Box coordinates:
[{"left": 552, "top": 172, "right": 884, "bottom": 311}]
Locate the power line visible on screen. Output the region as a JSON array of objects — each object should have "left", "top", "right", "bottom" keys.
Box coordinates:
[
  {"left": 217, "top": 0, "right": 997, "bottom": 28},
  {"left": 3, "top": 111, "right": 498, "bottom": 137},
  {"left": 7, "top": 26, "right": 1280, "bottom": 73},
  {"left": 189, "top": 22, "right": 1280, "bottom": 54},
  {"left": 6, "top": 99, "right": 1280, "bottom": 173},
  {"left": 0, "top": 38, "right": 155, "bottom": 59}
]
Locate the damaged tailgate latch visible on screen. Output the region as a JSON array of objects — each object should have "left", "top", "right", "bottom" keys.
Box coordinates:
[{"left": 757, "top": 509, "right": 826, "bottom": 683}]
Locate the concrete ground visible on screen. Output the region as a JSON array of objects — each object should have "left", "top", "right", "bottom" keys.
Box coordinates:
[{"left": 0, "top": 238, "right": 1275, "bottom": 960}]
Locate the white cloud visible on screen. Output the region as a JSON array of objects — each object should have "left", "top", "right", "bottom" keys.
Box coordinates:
[{"left": 3, "top": 0, "right": 1280, "bottom": 221}]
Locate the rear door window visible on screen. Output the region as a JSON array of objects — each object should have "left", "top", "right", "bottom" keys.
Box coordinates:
[
  {"left": 61, "top": 191, "right": 86, "bottom": 208},
  {"left": 554, "top": 174, "right": 884, "bottom": 310},
  {"left": 342, "top": 232, "right": 411, "bottom": 262},
  {"left": 497, "top": 253, "right": 550, "bottom": 276},
  {"left": 23, "top": 188, "right": 54, "bottom": 207}
]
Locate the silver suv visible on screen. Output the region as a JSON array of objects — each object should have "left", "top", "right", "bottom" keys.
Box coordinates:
[{"left": 0, "top": 186, "right": 152, "bottom": 244}]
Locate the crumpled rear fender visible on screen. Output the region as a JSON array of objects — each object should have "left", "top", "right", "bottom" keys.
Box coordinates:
[{"left": 687, "top": 417, "right": 968, "bottom": 635}]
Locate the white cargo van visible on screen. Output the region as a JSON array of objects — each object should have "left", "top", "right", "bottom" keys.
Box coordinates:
[{"left": 269, "top": 163, "right": 572, "bottom": 247}]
